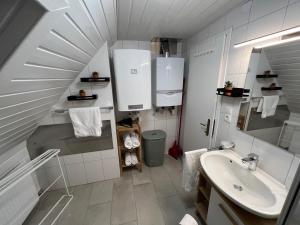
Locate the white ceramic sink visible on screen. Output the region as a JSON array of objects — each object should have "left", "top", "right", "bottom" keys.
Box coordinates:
[{"left": 200, "top": 150, "right": 287, "bottom": 218}]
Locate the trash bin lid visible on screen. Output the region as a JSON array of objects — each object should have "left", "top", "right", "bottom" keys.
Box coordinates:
[{"left": 142, "top": 130, "right": 166, "bottom": 140}]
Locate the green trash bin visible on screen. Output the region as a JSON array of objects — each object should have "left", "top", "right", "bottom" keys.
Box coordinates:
[{"left": 142, "top": 130, "right": 166, "bottom": 167}]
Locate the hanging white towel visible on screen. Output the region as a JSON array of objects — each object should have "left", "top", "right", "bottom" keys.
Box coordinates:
[
  {"left": 69, "top": 107, "right": 102, "bottom": 138},
  {"left": 182, "top": 148, "right": 207, "bottom": 192},
  {"left": 125, "top": 152, "right": 132, "bottom": 166},
  {"left": 130, "top": 152, "right": 138, "bottom": 165},
  {"left": 179, "top": 214, "right": 198, "bottom": 225},
  {"left": 257, "top": 96, "right": 279, "bottom": 118},
  {"left": 123, "top": 133, "right": 133, "bottom": 149},
  {"left": 130, "top": 132, "right": 140, "bottom": 148}
]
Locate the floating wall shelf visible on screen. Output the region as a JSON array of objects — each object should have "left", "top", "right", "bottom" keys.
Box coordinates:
[
  {"left": 216, "top": 88, "right": 250, "bottom": 97},
  {"left": 256, "top": 74, "right": 278, "bottom": 78},
  {"left": 67, "top": 94, "right": 98, "bottom": 101},
  {"left": 80, "top": 77, "right": 110, "bottom": 83},
  {"left": 261, "top": 87, "right": 282, "bottom": 91}
]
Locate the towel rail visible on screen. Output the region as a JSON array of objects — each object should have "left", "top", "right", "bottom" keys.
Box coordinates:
[{"left": 53, "top": 106, "right": 113, "bottom": 113}]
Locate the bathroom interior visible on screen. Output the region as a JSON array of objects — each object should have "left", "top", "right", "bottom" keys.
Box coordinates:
[{"left": 1, "top": 0, "right": 300, "bottom": 225}]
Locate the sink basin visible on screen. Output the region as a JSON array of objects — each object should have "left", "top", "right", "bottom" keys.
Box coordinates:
[{"left": 200, "top": 150, "right": 287, "bottom": 218}]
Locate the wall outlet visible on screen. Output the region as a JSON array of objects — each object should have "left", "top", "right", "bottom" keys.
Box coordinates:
[{"left": 224, "top": 113, "right": 232, "bottom": 123}]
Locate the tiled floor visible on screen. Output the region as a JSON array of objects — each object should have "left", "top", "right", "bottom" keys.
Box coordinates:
[{"left": 24, "top": 156, "right": 201, "bottom": 225}]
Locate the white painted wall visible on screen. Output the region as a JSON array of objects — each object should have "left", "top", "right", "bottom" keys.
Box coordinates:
[
  {"left": 110, "top": 40, "right": 182, "bottom": 154},
  {"left": 186, "top": 0, "right": 300, "bottom": 189}
]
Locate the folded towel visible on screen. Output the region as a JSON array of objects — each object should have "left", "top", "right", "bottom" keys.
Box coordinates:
[
  {"left": 125, "top": 152, "right": 132, "bottom": 166},
  {"left": 130, "top": 152, "right": 138, "bottom": 165},
  {"left": 123, "top": 133, "right": 133, "bottom": 149},
  {"left": 257, "top": 96, "right": 279, "bottom": 118},
  {"left": 182, "top": 149, "right": 207, "bottom": 192},
  {"left": 179, "top": 214, "right": 198, "bottom": 225},
  {"left": 130, "top": 132, "right": 140, "bottom": 148},
  {"left": 69, "top": 107, "right": 102, "bottom": 138}
]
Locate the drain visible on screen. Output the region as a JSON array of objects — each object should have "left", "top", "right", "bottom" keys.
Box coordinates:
[{"left": 233, "top": 184, "right": 243, "bottom": 191}]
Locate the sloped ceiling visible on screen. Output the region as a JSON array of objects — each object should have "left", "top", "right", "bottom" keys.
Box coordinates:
[
  {"left": 0, "top": 0, "right": 117, "bottom": 154},
  {"left": 264, "top": 40, "right": 300, "bottom": 114},
  {"left": 116, "top": 0, "right": 247, "bottom": 40}
]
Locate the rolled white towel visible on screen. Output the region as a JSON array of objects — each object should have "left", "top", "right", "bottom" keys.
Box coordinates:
[
  {"left": 130, "top": 152, "right": 138, "bottom": 165},
  {"left": 125, "top": 152, "right": 132, "bottom": 166},
  {"left": 179, "top": 214, "right": 198, "bottom": 225},
  {"left": 123, "top": 133, "right": 133, "bottom": 149},
  {"left": 130, "top": 132, "right": 140, "bottom": 148}
]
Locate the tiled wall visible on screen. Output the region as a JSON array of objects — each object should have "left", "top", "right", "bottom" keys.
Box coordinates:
[
  {"left": 110, "top": 40, "right": 182, "bottom": 154},
  {"left": 187, "top": 0, "right": 300, "bottom": 189}
]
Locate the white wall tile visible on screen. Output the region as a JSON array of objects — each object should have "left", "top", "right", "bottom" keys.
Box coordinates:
[
  {"left": 247, "top": 9, "right": 286, "bottom": 40},
  {"left": 154, "top": 120, "right": 167, "bottom": 132},
  {"left": 84, "top": 160, "right": 104, "bottom": 183},
  {"left": 100, "top": 149, "right": 118, "bottom": 159},
  {"left": 282, "top": 1, "right": 300, "bottom": 29},
  {"left": 65, "top": 163, "right": 87, "bottom": 186},
  {"left": 166, "top": 119, "right": 178, "bottom": 137},
  {"left": 140, "top": 120, "right": 155, "bottom": 132},
  {"left": 231, "top": 129, "right": 254, "bottom": 157},
  {"left": 122, "top": 40, "right": 139, "bottom": 49},
  {"left": 102, "top": 157, "right": 120, "bottom": 179},
  {"left": 62, "top": 154, "right": 83, "bottom": 164},
  {"left": 82, "top": 151, "right": 102, "bottom": 162},
  {"left": 252, "top": 138, "right": 294, "bottom": 183},
  {"left": 249, "top": 0, "right": 288, "bottom": 22},
  {"left": 138, "top": 41, "right": 151, "bottom": 50},
  {"left": 285, "top": 155, "right": 300, "bottom": 189}
]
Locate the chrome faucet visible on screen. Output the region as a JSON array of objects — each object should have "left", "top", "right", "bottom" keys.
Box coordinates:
[{"left": 242, "top": 153, "right": 259, "bottom": 171}]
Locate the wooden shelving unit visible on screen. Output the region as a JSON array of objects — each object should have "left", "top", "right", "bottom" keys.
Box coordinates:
[
  {"left": 116, "top": 122, "right": 142, "bottom": 175},
  {"left": 195, "top": 168, "right": 212, "bottom": 225}
]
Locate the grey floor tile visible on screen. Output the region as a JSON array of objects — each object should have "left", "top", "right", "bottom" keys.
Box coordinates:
[
  {"left": 84, "top": 202, "right": 111, "bottom": 225},
  {"left": 89, "top": 180, "right": 114, "bottom": 205},
  {"left": 111, "top": 179, "right": 136, "bottom": 225},
  {"left": 149, "top": 166, "right": 176, "bottom": 198},
  {"left": 55, "top": 184, "right": 92, "bottom": 225},
  {"left": 132, "top": 165, "right": 151, "bottom": 186},
  {"left": 119, "top": 221, "right": 137, "bottom": 225},
  {"left": 159, "top": 195, "right": 187, "bottom": 225},
  {"left": 134, "top": 183, "right": 165, "bottom": 225}
]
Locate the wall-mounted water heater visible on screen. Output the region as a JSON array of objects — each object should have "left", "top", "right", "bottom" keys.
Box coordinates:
[
  {"left": 113, "top": 49, "right": 151, "bottom": 111},
  {"left": 152, "top": 57, "right": 184, "bottom": 107}
]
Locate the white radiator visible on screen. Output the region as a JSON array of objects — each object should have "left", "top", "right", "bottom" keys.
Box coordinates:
[{"left": 0, "top": 146, "right": 39, "bottom": 225}]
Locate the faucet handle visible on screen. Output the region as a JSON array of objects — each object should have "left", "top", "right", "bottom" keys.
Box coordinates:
[{"left": 248, "top": 153, "right": 259, "bottom": 160}]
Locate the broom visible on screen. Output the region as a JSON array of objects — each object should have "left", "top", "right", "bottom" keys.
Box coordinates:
[{"left": 168, "top": 78, "right": 185, "bottom": 159}]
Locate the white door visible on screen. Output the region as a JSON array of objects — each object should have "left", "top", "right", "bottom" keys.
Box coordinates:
[{"left": 182, "top": 33, "right": 227, "bottom": 151}]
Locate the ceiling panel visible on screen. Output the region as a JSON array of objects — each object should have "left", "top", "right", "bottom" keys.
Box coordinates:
[
  {"left": 0, "top": 0, "right": 117, "bottom": 154},
  {"left": 265, "top": 40, "right": 300, "bottom": 114},
  {"left": 117, "top": 0, "right": 247, "bottom": 40}
]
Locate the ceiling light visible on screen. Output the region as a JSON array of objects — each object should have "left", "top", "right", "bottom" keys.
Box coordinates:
[
  {"left": 254, "top": 35, "right": 300, "bottom": 49},
  {"left": 234, "top": 26, "right": 300, "bottom": 48}
]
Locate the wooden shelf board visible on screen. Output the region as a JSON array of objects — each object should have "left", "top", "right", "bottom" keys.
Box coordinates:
[{"left": 195, "top": 202, "right": 208, "bottom": 222}]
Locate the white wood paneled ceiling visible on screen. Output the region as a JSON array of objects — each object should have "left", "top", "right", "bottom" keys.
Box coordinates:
[
  {"left": 0, "top": 0, "right": 117, "bottom": 154},
  {"left": 116, "top": 0, "right": 246, "bottom": 40},
  {"left": 265, "top": 40, "right": 300, "bottom": 114}
]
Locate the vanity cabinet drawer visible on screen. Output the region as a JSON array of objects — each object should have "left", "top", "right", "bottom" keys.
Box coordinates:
[{"left": 207, "top": 188, "right": 244, "bottom": 225}]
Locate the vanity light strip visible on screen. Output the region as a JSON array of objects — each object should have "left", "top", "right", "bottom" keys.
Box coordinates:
[
  {"left": 234, "top": 26, "right": 300, "bottom": 48},
  {"left": 254, "top": 35, "right": 300, "bottom": 49}
]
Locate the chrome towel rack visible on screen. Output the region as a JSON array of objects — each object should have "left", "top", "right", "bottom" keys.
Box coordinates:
[{"left": 53, "top": 106, "right": 114, "bottom": 113}]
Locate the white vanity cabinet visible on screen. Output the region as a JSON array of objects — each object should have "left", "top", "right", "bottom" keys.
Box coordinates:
[{"left": 207, "top": 188, "right": 243, "bottom": 225}]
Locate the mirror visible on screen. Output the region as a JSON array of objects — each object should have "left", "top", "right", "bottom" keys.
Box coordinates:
[{"left": 237, "top": 40, "right": 300, "bottom": 156}]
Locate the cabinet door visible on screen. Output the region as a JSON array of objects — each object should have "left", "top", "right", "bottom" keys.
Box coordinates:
[{"left": 207, "top": 188, "right": 244, "bottom": 225}]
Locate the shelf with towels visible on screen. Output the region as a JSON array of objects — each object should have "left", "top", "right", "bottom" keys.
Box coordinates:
[
  {"left": 67, "top": 94, "right": 97, "bottom": 101},
  {"left": 52, "top": 106, "right": 114, "bottom": 113}
]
